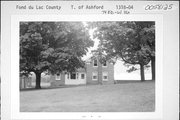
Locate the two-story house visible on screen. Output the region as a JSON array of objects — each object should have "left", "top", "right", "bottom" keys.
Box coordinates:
[{"left": 50, "top": 58, "right": 114, "bottom": 87}]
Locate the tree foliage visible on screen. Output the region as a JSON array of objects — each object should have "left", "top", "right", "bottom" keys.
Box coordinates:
[
  {"left": 88, "top": 21, "right": 155, "bottom": 81},
  {"left": 20, "top": 22, "right": 94, "bottom": 88}
]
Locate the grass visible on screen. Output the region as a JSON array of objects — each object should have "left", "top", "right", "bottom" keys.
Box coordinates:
[{"left": 20, "top": 81, "right": 155, "bottom": 112}]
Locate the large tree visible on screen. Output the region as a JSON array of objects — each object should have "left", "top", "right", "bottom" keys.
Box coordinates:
[
  {"left": 20, "top": 22, "right": 93, "bottom": 89},
  {"left": 139, "top": 24, "right": 155, "bottom": 80},
  {"left": 88, "top": 21, "right": 155, "bottom": 81}
]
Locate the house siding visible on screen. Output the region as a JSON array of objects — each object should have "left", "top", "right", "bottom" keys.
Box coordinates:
[
  {"left": 50, "top": 73, "right": 65, "bottom": 87},
  {"left": 102, "top": 63, "right": 114, "bottom": 84},
  {"left": 65, "top": 72, "right": 86, "bottom": 85},
  {"left": 86, "top": 60, "right": 114, "bottom": 85},
  {"left": 50, "top": 59, "right": 114, "bottom": 86}
]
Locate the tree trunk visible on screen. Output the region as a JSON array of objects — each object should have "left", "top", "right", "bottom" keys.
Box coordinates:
[
  {"left": 35, "top": 72, "right": 41, "bottom": 89},
  {"left": 151, "top": 57, "right": 155, "bottom": 80},
  {"left": 140, "top": 64, "right": 145, "bottom": 81}
]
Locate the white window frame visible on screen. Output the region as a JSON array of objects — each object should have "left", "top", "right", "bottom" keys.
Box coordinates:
[
  {"left": 102, "top": 72, "right": 108, "bottom": 81},
  {"left": 55, "top": 73, "right": 61, "bottom": 80},
  {"left": 76, "top": 73, "right": 79, "bottom": 79},
  {"left": 93, "top": 59, "right": 98, "bottom": 67},
  {"left": 92, "top": 72, "right": 98, "bottom": 81},
  {"left": 67, "top": 73, "right": 70, "bottom": 79},
  {"left": 81, "top": 73, "right": 85, "bottom": 79},
  {"left": 70, "top": 72, "right": 77, "bottom": 80}
]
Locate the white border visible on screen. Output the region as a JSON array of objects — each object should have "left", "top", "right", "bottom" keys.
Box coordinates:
[{"left": 11, "top": 14, "right": 163, "bottom": 120}]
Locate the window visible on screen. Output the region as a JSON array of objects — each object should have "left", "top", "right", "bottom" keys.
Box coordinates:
[
  {"left": 102, "top": 72, "right": 108, "bottom": 81},
  {"left": 92, "top": 72, "right": 98, "bottom": 81},
  {"left": 56, "top": 73, "right": 61, "bottom": 80},
  {"left": 70, "top": 73, "right": 76, "bottom": 79},
  {"left": 67, "top": 73, "right": 78, "bottom": 80},
  {"left": 81, "top": 73, "right": 85, "bottom": 79},
  {"left": 93, "top": 59, "right": 98, "bottom": 67},
  {"left": 102, "top": 61, "right": 107, "bottom": 67}
]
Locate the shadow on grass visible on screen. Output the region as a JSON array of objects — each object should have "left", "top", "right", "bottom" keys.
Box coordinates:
[
  {"left": 20, "top": 80, "right": 154, "bottom": 92},
  {"left": 20, "top": 84, "right": 87, "bottom": 92}
]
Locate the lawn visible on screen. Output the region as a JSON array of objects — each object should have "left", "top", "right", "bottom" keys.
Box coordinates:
[{"left": 20, "top": 81, "right": 155, "bottom": 112}]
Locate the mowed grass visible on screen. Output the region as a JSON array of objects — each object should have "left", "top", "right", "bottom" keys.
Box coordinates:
[{"left": 20, "top": 81, "right": 155, "bottom": 112}]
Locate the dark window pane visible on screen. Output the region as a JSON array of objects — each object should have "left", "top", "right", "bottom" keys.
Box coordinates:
[
  {"left": 94, "top": 59, "right": 98, "bottom": 66},
  {"left": 93, "top": 76, "right": 97, "bottom": 79},
  {"left": 70, "top": 73, "right": 76, "bottom": 79},
  {"left": 81, "top": 74, "right": 85, "bottom": 79},
  {"left": 103, "top": 61, "right": 107, "bottom": 66},
  {"left": 104, "top": 76, "right": 108, "bottom": 79}
]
